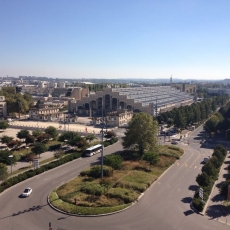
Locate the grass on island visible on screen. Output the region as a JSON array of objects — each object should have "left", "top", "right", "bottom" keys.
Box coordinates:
[{"left": 49, "top": 145, "right": 184, "bottom": 215}]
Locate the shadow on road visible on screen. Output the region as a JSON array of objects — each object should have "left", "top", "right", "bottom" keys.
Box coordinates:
[
  {"left": 188, "top": 185, "right": 198, "bottom": 191},
  {"left": 211, "top": 193, "right": 225, "bottom": 202},
  {"left": 206, "top": 204, "right": 229, "bottom": 219},
  {"left": 183, "top": 210, "right": 194, "bottom": 216},
  {"left": 222, "top": 173, "right": 230, "bottom": 179},
  {"left": 0, "top": 203, "right": 48, "bottom": 220},
  {"left": 216, "top": 181, "right": 223, "bottom": 189},
  {"left": 181, "top": 197, "right": 192, "bottom": 203}
]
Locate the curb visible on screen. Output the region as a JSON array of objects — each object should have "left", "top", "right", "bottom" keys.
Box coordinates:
[
  {"left": 47, "top": 191, "right": 135, "bottom": 217},
  {"left": 0, "top": 141, "right": 118, "bottom": 197},
  {"left": 46, "top": 149, "right": 183, "bottom": 216}
]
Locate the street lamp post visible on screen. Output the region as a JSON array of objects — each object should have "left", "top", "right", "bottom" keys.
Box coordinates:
[
  {"left": 9, "top": 155, "right": 13, "bottom": 174},
  {"left": 100, "top": 96, "right": 106, "bottom": 180},
  {"left": 64, "top": 139, "right": 68, "bottom": 147},
  {"left": 25, "top": 146, "right": 29, "bottom": 155}
]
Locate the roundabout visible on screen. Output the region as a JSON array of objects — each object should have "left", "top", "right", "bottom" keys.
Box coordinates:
[{"left": 0, "top": 140, "right": 229, "bottom": 230}]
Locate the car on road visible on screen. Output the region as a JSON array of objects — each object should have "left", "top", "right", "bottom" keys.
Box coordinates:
[
  {"left": 203, "top": 157, "right": 210, "bottom": 163},
  {"left": 21, "top": 188, "right": 32, "bottom": 197},
  {"left": 171, "top": 141, "right": 178, "bottom": 145}
]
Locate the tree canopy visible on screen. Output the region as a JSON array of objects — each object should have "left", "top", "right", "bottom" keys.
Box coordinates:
[
  {"left": 0, "top": 87, "right": 34, "bottom": 116},
  {"left": 17, "top": 129, "right": 30, "bottom": 139},
  {"left": 0, "top": 163, "right": 8, "bottom": 181},
  {"left": 0, "top": 135, "right": 13, "bottom": 144},
  {"left": 122, "top": 112, "right": 158, "bottom": 156},
  {"left": 0, "top": 150, "right": 17, "bottom": 165},
  {"left": 0, "top": 120, "right": 9, "bottom": 130},
  {"left": 45, "top": 126, "right": 59, "bottom": 140},
  {"left": 31, "top": 142, "right": 48, "bottom": 157},
  {"left": 58, "top": 131, "right": 82, "bottom": 146}
]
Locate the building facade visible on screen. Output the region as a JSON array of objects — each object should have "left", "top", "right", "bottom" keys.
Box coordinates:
[{"left": 68, "top": 86, "right": 194, "bottom": 117}]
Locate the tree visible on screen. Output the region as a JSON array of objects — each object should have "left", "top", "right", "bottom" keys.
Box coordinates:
[
  {"left": 45, "top": 126, "right": 59, "bottom": 140},
  {"left": 104, "top": 154, "right": 123, "bottom": 170},
  {"left": 196, "top": 172, "right": 210, "bottom": 186},
  {"left": 202, "top": 161, "right": 217, "bottom": 178},
  {"left": 0, "top": 135, "right": 13, "bottom": 144},
  {"left": 58, "top": 131, "right": 82, "bottom": 146},
  {"left": 54, "top": 150, "right": 64, "bottom": 160},
  {"left": 122, "top": 112, "right": 158, "bottom": 156},
  {"left": 17, "top": 129, "right": 30, "bottom": 140},
  {"left": 142, "top": 151, "right": 159, "bottom": 168},
  {"left": 7, "top": 140, "right": 22, "bottom": 149},
  {"left": 104, "top": 131, "right": 116, "bottom": 138},
  {"left": 0, "top": 120, "right": 9, "bottom": 130},
  {"left": 37, "top": 133, "right": 51, "bottom": 143},
  {"left": 174, "top": 111, "right": 186, "bottom": 129},
  {"left": 25, "top": 135, "right": 35, "bottom": 145},
  {"left": 31, "top": 142, "right": 48, "bottom": 158},
  {"left": 85, "top": 134, "right": 96, "bottom": 143},
  {"left": 0, "top": 86, "right": 34, "bottom": 116},
  {"left": 204, "top": 115, "right": 220, "bottom": 133},
  {"left": 76, "top": 138, "right": 89, "bottom": 150},
  {"left": 32, "top": 129, "right": 43, "bottom": 138},
  {"left": 0, "top": 150, "right": 16, "bottom": 165},
  {"left": 0, "top": 163, "right": 8, "bottom": 181}
]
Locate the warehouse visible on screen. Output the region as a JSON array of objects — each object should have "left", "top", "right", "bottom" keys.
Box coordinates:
[{"left": 68, "top": 86, "right": 194, "bottom": 117}]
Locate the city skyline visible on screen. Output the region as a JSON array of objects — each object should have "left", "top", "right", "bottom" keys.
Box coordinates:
[{"left": 1, "top": 1, "right": 230, "bottom": 80}]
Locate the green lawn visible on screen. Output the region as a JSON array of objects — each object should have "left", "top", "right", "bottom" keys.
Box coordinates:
[{"left": 49, "top": 145, "right": 184, "bottom": 215}]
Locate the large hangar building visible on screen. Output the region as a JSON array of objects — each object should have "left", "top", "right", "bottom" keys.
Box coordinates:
[{"left": 68, "top": 86, "right": 194, "bottom": 117}]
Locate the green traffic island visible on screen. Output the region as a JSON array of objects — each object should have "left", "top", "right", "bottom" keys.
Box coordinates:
[
  {"left": 48, "top": 145, "right": 184, "bottom": 215},
  {"left": 192, "top": 144, "right": 227, "bottom": 212}
]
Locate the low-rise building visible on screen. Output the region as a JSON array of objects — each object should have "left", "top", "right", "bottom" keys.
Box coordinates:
[{"left": 29, "top": 106, "right": 64, "bottom": 121}]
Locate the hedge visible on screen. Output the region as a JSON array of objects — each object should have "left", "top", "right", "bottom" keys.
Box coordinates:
[
  {"left": 0, "top": 138, "right": 119, "bottom": 194},
  {"left": 192, "top": 144, "right": 227, "bottom": 212},
  {"left": 0, "top": 151, "right": 82, "bottom": 194}
]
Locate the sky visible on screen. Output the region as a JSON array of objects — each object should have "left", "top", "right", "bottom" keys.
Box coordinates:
[{"left": 0, "top": 0, "right": 230, "bottom": 80}]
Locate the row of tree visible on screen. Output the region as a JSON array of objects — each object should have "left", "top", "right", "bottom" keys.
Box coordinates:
[
  {"left": 204, "top": 101, "right": 230, "bottom": 134},
  {"left": 193, "top": 144, "right": 227, "bottom": 211},
  {"left": 157, "top": 95, "right": 229, "bottom": 129}
]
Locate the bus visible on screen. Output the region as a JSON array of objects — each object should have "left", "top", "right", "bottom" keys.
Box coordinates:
[{"left": 84, "top": 144, "right": 103, "bottom": 157}]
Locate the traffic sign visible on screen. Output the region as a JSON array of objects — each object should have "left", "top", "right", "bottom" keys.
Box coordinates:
[{"left": 33, "top": 159, "right": 39, "bottom": 169}]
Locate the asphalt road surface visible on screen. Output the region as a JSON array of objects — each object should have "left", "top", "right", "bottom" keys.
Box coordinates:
[{"left": 0, "top": 129, "right": 228, "bottom": 230}]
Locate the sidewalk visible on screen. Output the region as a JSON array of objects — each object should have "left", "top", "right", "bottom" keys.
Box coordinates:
[
  {"left": 204, "top": 151, "right": 230, "bottom": 225},
  {"left": 7, "top": 150, "right": 56, "bottom": 175},
  {"left": 10, "top": 120, "right": 106, "bottom": 134}
]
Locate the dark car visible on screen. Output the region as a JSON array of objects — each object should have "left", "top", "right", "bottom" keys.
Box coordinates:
[{"left": 171, "top": 141, "right": 178, "bottom": 145}]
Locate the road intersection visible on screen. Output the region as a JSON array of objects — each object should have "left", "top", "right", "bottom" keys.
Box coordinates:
[{"left": 0, "top": 125, "right": 229, "bottom": 229}]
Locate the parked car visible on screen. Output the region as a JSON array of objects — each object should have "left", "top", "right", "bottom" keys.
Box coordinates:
[
  {"left": 204, "top": 156, "right": 210, "bottom": 163},
  {"left": 21, "top": 188, "right": 32, "bottom": 197},
  {"left": 171, "top": 141, "right": 178, "bottom": 145}
]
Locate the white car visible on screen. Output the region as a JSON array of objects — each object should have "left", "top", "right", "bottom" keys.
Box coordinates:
[{"left": 21, "top": 188, "right": 32, "bottom": 197}]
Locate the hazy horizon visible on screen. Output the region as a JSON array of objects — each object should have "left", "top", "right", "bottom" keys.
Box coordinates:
[{"left": 1, "top": 1, "right": 230, "bottom": 80}]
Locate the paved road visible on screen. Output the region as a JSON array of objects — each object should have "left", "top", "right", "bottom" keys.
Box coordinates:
[{"left": 0, "top": 129, "right": 229, "bottom": 229}]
